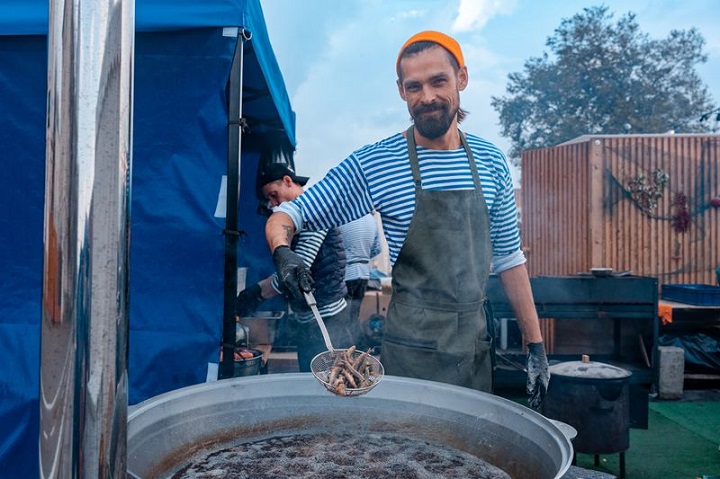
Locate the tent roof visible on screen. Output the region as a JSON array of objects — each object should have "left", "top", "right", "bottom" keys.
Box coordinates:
[
  {"left": 0, "top": 0, "right": 296, "bottom": 145},
  {"left": 2, "top": 0, "right": 253, "bottom": 34}
]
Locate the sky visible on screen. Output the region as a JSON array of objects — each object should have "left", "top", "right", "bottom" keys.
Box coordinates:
[{"left": 260, "top": 0, "right": 720, "bottom": 185}]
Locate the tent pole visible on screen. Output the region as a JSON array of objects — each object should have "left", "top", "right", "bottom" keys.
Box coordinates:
[
  {"left": 40, "top": 0, "right": 134, "bottom": 476},
  {"left": 220, "top": 29, "right": 252, "bottom": 380}
]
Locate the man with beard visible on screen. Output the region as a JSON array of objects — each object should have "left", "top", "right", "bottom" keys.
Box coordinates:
[{"left": 265, "top": 31, "right": 550, "bottom": 408}]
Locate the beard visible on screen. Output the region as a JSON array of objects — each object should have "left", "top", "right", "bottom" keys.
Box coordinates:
[{"left": 411, "top": 100, "right": 458, "bottom": 140}]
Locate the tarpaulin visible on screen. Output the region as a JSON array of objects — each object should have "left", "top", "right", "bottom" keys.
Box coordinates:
[{"left": 659, "top": 332, "right": 720, "bottom": 374}]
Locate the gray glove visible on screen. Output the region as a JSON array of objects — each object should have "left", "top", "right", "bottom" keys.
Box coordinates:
[
  {"left": 526, "top": 341, "right": 550, "bottom": 409},
  {"left": 272, "top": 246, "right": 314, "bottom": 302}
]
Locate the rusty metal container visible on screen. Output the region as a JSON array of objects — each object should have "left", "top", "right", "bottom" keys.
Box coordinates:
[{"left": 521, "top": 134, "right": 720, "bottom": 288}]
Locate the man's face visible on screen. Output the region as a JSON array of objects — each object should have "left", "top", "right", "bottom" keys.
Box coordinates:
[
  {"left": 261, "top": 176, "right": 301, "bottom": 207},
  {"left": 396, "top": 46, "right": 467, "bottom": 140}
]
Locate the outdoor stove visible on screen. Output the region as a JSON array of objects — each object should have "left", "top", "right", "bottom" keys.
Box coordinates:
[{"left": 486, "top": 273, "right": 658, "bottom": 429}]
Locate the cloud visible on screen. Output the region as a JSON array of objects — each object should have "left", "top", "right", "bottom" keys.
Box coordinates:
[
  {"left": 452, "top": 0, "right": 518, "bottom": 32},
  {"left": 283, "top": 1, "right": 465, "bottom": 183},
  {"left": 397, "top": 9, "right": 426, "bottom": 20},
  {"left": 267, "top": 0, "right": 523, "bottom": 184},
  {"left": 262, "top": 0, "right": 719, "bottom": 186}
]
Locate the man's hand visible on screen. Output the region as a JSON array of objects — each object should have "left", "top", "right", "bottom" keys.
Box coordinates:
[
  {"left": 526, "top": 341, "right": 550, "bottom": 409},
  {"left": 272, "top": 246, "right": 314, "bottom": 302},
  {"left": 235, "top": 283, "right": 264, "bottom": 317}
]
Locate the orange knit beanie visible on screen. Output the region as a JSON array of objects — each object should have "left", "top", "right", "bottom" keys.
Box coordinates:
[{"left": 396, "top": 31, "right": 464, "bottom": 75}]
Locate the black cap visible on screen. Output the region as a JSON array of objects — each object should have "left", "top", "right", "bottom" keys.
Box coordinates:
[
  {"left": 255, "top": 163, "right": 310, "bottom": 202},
  {"left": 257, "top": 163, "right": 309, "bottom": 188}
]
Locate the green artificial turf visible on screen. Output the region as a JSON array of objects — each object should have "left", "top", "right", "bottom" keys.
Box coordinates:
[
  {"left": 574, "top": 403, "right": 720, "bottom": 478},
  {"left": 495, "top": 389, "right": 720, "bottom": 478},
  {"left": 650, "top": 401, "right": 720, "bottom": 444}
]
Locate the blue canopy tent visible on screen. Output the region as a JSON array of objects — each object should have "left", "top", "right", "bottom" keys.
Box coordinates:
[{"left": 0, "top": 1, "right": 295, "bottom": 475}]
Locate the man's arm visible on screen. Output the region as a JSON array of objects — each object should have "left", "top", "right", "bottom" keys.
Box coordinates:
[
  {"left": 236, "top": 274, "right": 278, "bottom": 317},
  {"left": 266, "top": 211, "right": 296, "bottom": 252},
  {"left": 258, "top": 276, "right": 280, "bottom": 299},
  {"left": 265, "top": 211, "right": 320, "bottom": 299},
  {"left": 498, "top": 263, "right": 549, "bottom": 409},
  {"left": 497, "top": 263, "right": 542, "bottom": 343}
]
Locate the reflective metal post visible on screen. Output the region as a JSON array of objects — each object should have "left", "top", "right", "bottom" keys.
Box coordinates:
[{"left": 40, "top": 0, "right": 134, "bottom": 476}]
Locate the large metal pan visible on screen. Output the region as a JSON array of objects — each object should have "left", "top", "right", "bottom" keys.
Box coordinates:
[{"left": 127, "top": 374, "right": 572, "bottom": 478}]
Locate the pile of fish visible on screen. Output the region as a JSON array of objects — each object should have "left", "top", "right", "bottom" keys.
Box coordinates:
[{"left": 320, "top": 346, "right": 381, "bottom": 396}]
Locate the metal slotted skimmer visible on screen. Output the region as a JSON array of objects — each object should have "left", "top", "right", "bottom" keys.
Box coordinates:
[{"left": 303, "top": 291, "right": 384, "bottom": 397}]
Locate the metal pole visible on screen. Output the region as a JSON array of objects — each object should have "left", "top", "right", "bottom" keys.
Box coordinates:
[
  {"left": 40, "top": 0, "right": 134, "bottom": 476},
  {"left": 220, "top": 29, "right": 252, "bottom": 380}
]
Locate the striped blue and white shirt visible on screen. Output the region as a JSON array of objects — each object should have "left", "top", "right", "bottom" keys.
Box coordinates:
[{"left": 277, "top": 131, "right": 526, "bottom": 274}]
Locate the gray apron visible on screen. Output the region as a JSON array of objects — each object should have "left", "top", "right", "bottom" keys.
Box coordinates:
[{"left": 381, "top": 126, "right": 493, "bottom": 391}]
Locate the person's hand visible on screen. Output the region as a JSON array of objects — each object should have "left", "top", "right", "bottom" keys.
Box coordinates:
[
  {"left": 235, "top": 283, "right": 264, "bottom": 317},
  {"left": 526, "top": 341, "right": 550, "bottom": 409},
  {"left": 272, "top": 246, "right": 314, "bottom": 303}
]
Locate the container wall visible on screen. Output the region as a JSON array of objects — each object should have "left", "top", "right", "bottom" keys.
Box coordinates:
[
  {"left": 521, "top": 142, "right": 592, "bottom": 276},
  {"left": 602, "top": 135, "right": 719, "bottom": 286},
  {"left": 522, "top": 135, "right": 720, "bottom": 287}
]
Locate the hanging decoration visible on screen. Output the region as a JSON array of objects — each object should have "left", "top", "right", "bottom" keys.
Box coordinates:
[
  {"left": 671, "top": 193, "right": 691, "bottom": 233},
  {"left": 625, "top": 168, "right": 669, "bottom": 216}
]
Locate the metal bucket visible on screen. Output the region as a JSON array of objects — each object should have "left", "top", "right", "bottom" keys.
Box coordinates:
[
  {"left": 127, "top": 374, "right": 572, "bottom": 478},
  {"left": 232, "top": 355, "right": 262, "bottom": 377}
]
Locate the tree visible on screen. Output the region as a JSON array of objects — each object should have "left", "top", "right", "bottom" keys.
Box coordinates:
[{"left": 491, "top": 5, "right": 717, "bottom": 164}]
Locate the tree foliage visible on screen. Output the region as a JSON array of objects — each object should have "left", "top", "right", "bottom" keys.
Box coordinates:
[{"left": 491, "top": 5, "right": 717, "bottom": 163}]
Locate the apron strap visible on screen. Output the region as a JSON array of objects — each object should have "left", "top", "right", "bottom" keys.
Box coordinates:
[
  {"left": 405, "top": 126, "right": 423, "bottom": 193},
  {"left": 405, "top": 126, "right": 483, "bottom": 196},
  {"left": 458, "top": 130, "right": 483, "bottom": 196}
]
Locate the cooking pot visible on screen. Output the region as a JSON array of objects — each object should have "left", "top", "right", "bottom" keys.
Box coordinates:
[
  {"left": 542, "top": 359, "right": 631, "bottom": 455},
  {"left": 232, "top": 347, "right": 263, "bottom": 377},
  {"left": 127, "top": 374, "right": 572, "bottom": 478}
]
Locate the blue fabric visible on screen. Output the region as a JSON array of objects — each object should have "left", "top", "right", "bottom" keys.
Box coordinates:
[
  {"left": 0, "top": 35, "right": 47, "bottom": 476},
  {"left": 3, "top": 0, "right": 246, "bottom": 34},
  {"left": 0, "top": 2, "right": 295, "bottom": 476},
  {"left": 128, "top": 28, "right": 234, "bottom": 404},
  {"left": 0, "top": 0, "right": 295, "bottom": 145}
]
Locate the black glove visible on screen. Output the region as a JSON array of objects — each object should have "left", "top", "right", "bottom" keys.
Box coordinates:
[
  {"left": 236, "top": 283, "right": 264, "bottom": 317},
  {"left": 272, "top": 246, "right": 314, "bottom": 303},
  {"left": 526, "top": 341, "right": 550, "bottom": 409}
]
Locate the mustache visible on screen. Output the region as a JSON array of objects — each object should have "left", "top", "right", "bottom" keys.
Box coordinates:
[{"left": 413, "top": 102, "right": 447, "bottom": 115}]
